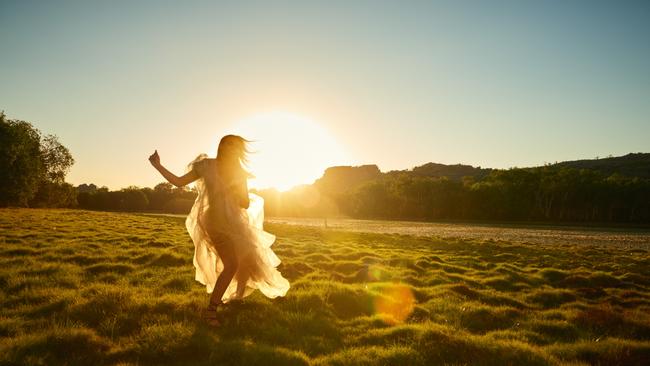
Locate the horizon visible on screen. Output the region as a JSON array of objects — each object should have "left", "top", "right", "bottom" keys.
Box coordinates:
[
  {"left": 2, "top": 1, "right": 649, "bottom": 190},
  {"left": 74, "top": 150, "right": 648, "bottom": 192}
]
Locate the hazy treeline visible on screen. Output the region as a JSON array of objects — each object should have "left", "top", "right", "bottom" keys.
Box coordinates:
[
  {"left": 255, "top": 164, "right": 650, "bottom": 224},
  {"left": 3, "top": 112, "right": 649, "bottom": 223},
  {"left": 73, "top": 163, "right": 650, "bottom": 224},
  {"left": 76, "top": 183, "right": 196, "bottom": 213},
  {"left": 72, "top": 165, "right": 650, "bottom": 223},
  {"left": 341, "top": 167, "right": 650, "bottom": 222}
]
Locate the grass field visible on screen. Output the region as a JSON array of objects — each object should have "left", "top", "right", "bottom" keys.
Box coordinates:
[{"left": 1, "top": 209, "right": 649, "bottom": 365}]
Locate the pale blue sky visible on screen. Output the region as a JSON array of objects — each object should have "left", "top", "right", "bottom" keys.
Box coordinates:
[{"left": 1, "top": 0, "right": 649, "bottom": 189}]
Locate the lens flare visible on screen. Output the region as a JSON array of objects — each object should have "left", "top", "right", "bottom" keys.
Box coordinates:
[
  {"left": 373, "top": 283, "right": 415, "bottom": 324},
  {"left": 367, "top": 265, "right": 386, "bottom": 281}
]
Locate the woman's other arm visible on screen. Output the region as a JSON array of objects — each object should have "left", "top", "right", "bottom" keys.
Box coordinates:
[{"left": 148, "top": 150, "right": 198, "bottom": 188}]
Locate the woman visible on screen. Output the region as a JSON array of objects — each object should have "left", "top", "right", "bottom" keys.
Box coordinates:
[{"left": 148, "top": 135, "right": 290, "bottom": 326}]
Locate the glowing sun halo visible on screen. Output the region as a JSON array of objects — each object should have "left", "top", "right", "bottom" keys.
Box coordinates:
[{"left": 226, "top": 112, "right": 349, "bottom": 191}]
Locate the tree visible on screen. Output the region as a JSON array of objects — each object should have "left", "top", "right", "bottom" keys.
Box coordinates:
[
  {"left": 0, "top": 112, "right": 44, "bottom": 206},
  {"left": 0, "top": 112, "right": 75, "bottom": 207},
  {"left": 40, "top": 134, "right": 74, "bottom": 183},
  {"left": 31, "top": 134, "right": 75, "bottom": 207}
]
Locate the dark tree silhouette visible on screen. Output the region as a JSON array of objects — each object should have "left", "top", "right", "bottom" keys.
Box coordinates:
[{"left": 0, "top": 112, "right": 75, "bottom": 207}]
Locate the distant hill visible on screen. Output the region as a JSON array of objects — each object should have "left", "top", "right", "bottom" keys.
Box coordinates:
[
  {"left": 313, "top": 165, "right": 382, "bottom": 194},
  {"left": 310, "top": 153, "right": 650, "bottom": 195},
  {"left": 389, "top": 162, "right": 492, "bottom": 181},
  {"left": 551, "top": 153, "right": 650, "bottom": 178},
  {"left": 390, "top": 153, "right": 650, "bottom": 181}
]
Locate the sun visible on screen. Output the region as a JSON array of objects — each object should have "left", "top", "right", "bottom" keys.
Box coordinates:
[{"left": 224, "top": 112, "right": 349, "bottom": 191}]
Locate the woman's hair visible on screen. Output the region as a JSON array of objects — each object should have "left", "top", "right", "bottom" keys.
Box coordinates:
[{"left": 216, "top": 135, "right": 253, "bottom": 181}]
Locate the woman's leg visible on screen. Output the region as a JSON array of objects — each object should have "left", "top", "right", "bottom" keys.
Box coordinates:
[
  {"left": 235, "top": 268, "right": 249, "bottom": 298},
  {"left": 208, "top": 234, "right": 238, "bottom": 306}
]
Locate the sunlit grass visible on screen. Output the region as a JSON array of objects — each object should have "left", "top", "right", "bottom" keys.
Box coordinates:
[{"left": 1, "top": 208, "right": 649, "bottom": 365}]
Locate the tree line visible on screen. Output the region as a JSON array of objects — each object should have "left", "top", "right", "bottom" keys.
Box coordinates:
[
  {"left": 76, "top": 183, "right": 196, "bottom": 213},
  {"left": 254, "top": 165, "right": 650, "bottom": 224},
  {"left": 1, "top": 112, "right": 198, "bottom": 213},
  {"left": 2, "top": 112, "right": 649, "bottom": 223},
  {"left": 333, "top": 167, "right": 650, "bottom": 223},
  {"left": 69, "top": 164, "right": 650, "bottom": 224}
]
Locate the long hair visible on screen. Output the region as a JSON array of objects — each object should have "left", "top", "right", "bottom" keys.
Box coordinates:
[{"left": 216, "top": 135, "right": 253, "bottom": 182}]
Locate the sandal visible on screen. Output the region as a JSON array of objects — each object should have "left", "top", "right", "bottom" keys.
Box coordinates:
[{"left": 202, "top": 299, "right": 223, "bottom": 327}]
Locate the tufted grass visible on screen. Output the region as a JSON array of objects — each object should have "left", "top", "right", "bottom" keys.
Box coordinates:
[{"left": 1, "top": 208, "right": 649, "bottom": 365}]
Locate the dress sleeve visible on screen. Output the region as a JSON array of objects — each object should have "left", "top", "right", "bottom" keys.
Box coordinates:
[{"left": 186, "top": 153, "right": 209, "bottom": 177}]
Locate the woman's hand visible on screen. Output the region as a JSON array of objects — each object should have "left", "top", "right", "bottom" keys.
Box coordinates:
[
  {"left": 149, "top": 150, "right": 199, "bottom": 187},
  {"left": 149, "top": 150, "right": 161, "bottom": 168}
]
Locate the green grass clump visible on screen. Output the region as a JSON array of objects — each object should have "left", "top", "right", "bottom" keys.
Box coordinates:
[{"left": 1, "top": 208, "right": 649, "bottom": 365}]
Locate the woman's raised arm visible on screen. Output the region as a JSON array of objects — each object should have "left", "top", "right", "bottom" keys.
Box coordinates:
[{"left": 149, "top": 150, "right": 198, "bottom": 188}]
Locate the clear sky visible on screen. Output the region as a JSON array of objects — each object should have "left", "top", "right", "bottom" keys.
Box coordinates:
[{"left": 1, "top": 0, "right": 649, "bottom": 190}]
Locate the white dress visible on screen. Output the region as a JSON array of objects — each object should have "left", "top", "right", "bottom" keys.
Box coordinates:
[{"left": 185, "top": 154, "right": 290, "bottom": 303}]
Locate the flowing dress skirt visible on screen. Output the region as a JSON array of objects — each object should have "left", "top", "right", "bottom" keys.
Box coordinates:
[{"left": 185, "top": 158, "right": 290, "bottom": 303}]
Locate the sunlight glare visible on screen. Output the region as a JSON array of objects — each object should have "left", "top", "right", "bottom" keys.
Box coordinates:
[{"left": 224, "top": 112, "right": 349, "bottom": 191}]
